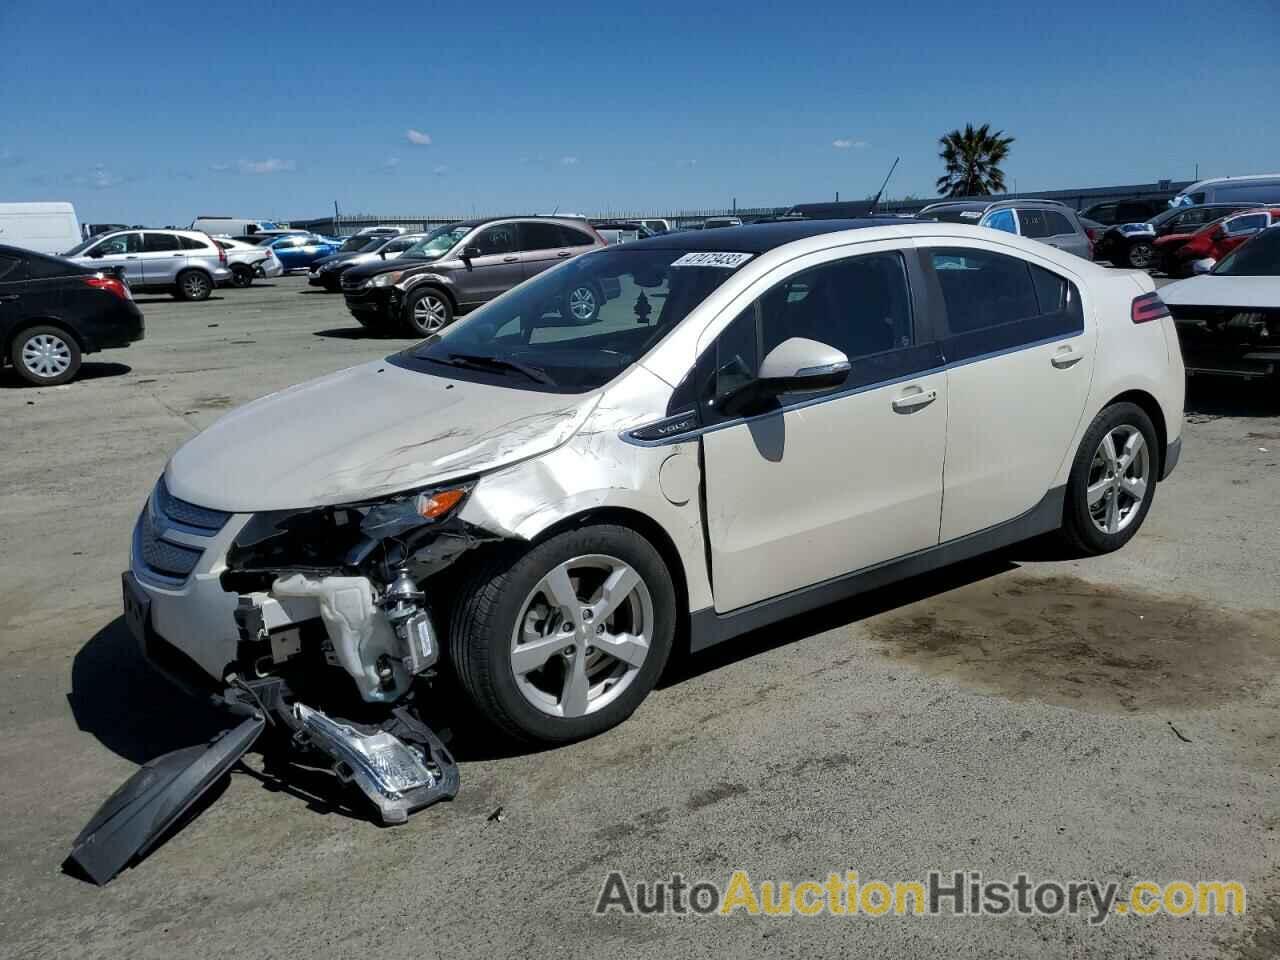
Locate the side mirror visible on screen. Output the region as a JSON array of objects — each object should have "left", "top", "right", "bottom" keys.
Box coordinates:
[
  {"left": 463, "top": 245, "right": 482, "bottom": 259},
  {"left": 379, "top": 251, "right": 387, "bottom": 259},
  {"left": 757, "top": 337, "right": 851, "bottom": 394},
  {"left": 88, "top": 249, "right": 104, "bottom": 258}
]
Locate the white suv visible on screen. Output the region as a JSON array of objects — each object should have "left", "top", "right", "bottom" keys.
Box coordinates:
[{"left": 126, "top": 220, "right": 1184, "bottom": 747}]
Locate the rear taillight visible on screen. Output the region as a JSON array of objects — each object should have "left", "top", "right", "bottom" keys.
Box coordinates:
[
  {"left": 218, "top": 245, "right": 227, "bottom": 264},
  {"left": 1131, "top": 292, "right": 1169, "bottom": 324},
  {"left": 83, "top": 275, "right": 132, "bottom": 301}
]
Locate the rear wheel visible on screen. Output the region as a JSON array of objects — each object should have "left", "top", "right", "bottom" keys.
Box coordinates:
[
  {"left": 1060, "top": 402, "right": 1158, "bottom": 555},
  {"left": 563, "top": 282, "right": 601, "bottom": 323},
  {"left": 175, "top": 270, "right": 212, "bottom": 301},
  {"left": 10, "top": 325, "right": 82, "bottom": 386},
  {"left": 449, "top": 524, "right": 676, "bottom": 743}
]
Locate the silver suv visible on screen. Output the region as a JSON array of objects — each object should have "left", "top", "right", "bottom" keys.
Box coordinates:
[
  {"left": 64, "top": 229, "right": 233, "bottom": 300},
  {"left": 917, "top": 199, "right": 1093, "bottom": 259}
]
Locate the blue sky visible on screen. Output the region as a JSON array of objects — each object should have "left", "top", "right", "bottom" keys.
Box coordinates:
[{"left": 2, "top": 0, "right": 1278, "bottom": 225}]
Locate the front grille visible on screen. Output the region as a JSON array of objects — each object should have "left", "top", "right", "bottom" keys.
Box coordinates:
[{"left": 133, "top": 478, "right": 230, "bottom": 585}]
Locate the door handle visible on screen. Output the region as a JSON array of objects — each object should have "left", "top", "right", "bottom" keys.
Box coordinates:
[
  {"left": 557, "top": 250, "right": 572, "bottom": 258},
  {"left": 125, "top": 256, "right": 138, "bottom": 260},
  {"left": 1051, "top": 346, "right": 1084, "bottom": 369},
  {"left": 892, "top": 389, "right": 937, "bottom": 413},
  {"left": 503, "top": 256, "right": 519, "bottom": 263},
  {"left": 0, "top": 294, "right": 18, "bottom": 302}
]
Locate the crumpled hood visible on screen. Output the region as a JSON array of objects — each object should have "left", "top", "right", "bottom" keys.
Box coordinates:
[
  {"left": 1160, "top": 274, "right": 1280, "bottom": 310},
  {"left": 166, "top": 359, "right": 600, "bottom": 512}
]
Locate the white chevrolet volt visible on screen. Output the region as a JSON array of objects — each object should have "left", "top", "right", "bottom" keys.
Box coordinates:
[{"left": 126, "top": 219, "right": 1185, "bottom": 747}]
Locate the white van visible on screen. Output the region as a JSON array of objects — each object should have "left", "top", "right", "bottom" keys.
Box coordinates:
[
  {"left": 0, "top": 202, "right": 82, "bottom": 255},
  {"left": 190, "top": 216, "right": 286, "bottom": 237},
  {"left": 1170, "top": 174, "right": 1280, "bottom": 208}
]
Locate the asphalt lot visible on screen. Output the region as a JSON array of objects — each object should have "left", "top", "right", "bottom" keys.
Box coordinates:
[{"left": 1, "top": 275, "right": 1278, "bottom": 959}]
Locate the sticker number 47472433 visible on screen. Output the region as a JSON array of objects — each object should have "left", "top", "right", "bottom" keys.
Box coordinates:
[{"left": 670, "top": 251, "right": 754, "bottom": 269}]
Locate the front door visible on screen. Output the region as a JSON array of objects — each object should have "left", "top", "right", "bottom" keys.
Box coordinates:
[
  {"left": 700, "top": 246, "right": 947, "bottom": 613},
  {"left": 918, "top": 242, "right": 1095, "bottom": 541},
  {"left": 78, "top": 232, "right": 143, "bottom": 286},
  {"left": 455, "top": 223, "right": 523, "bottom": 306}
]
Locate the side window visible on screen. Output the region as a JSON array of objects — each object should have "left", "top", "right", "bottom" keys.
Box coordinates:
[
  {"left": 385, "top": 240, "right": 412, "bottom": 254},
  {"left": 0, "top": 254, "right": 23, "bottom": 282},
  {"left": 143, "top": 233, "right": 181, "bottom": 253},
  {"left": 91, "top": 232, "right": 141, "bottom": 256},
  {"left": 518, "top": 222, "right": 565, "bottom": 252},
  {"left": 1017, "top": 208, "right": 1050, "bottom": 238},
  {"left": 26, "top": 254, "right": 77, "bottom": 279},
  {"left": 1044, "top": 211, "right": 1076, "bottom": 236},
  {"left": 984, "top": 209, "right": 1017, "bottom": 234},
  {"left": 179, "top": 235, "right": 211, "bottom": 251},
  {"left": 559, "top": 225, "right": 597, "bottom": 248},
  {"left": 929, "top": 248, "right": 1082, "bottom": 359},
  {"left": 709, "top": 252, "right": 915, "bottom": 405},
  {"left": 471, "top": 224, "right": 516, "bottom": 256},
  {"left": 1089, "top": 204, "right": 1116, "bottom": 225},
  {"left": 1224, "top": 214, "right": 1267, "bottom": 235},
  {"left": 929, "top": 248, "right": 1040, "bottom": 333}
]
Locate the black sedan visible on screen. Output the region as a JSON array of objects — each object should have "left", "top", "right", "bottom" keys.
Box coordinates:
[{"left": 0, "top": 243, "right": 144, "bottom": 386}]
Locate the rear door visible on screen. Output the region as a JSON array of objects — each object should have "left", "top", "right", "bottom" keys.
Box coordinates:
[
  {"left": 140, "top": 232, "right": 184, "bottom": 286},
  {"left": 516, "top": 221, "right": 571, "bottom": 280},
  {"left": 700, "top": 244, "right": 947, "bottom": 612},
  {"left": 919, "top": 242, "right": 1094, "bottom": 541},
  {"left": 0, "top": 251, "right": 31, "bottom": 343},
  {"left": 455, "top": 223, "right": 522, "bottom": 305}
]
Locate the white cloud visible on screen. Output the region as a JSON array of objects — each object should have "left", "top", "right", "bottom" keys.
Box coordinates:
[
  {"left": 239, "top": 158, "right": 296, "bottom": 175},
  {"left": 383, "top": 156, "right": 401, "bottom": 170},
  {"left": 406, "top": 129, "right": 432, "bottom": 145},
  {"left": 72, "top": 164, "right": 123, "bottom": 189},
  {"left": 209, "top": 161, "right": 231, "bottom": 173},
  {"left": 560, "top": 156, "right": 579, "bottom": 166},
  {"left": 832, "top": 138, "right": 868, "bottom": 149}
]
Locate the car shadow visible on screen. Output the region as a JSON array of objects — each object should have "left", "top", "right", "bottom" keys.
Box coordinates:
[
  {"left": 132, "top": 296, "right": 227, "bottom": 305},
  {"left": 297, "top": 289, "right": 337, "bottom": 296},
  {"left": 1185, "top": 376, "right": 1280, "bottom": 418},
  {"left": 312, "top": 327, "right": 409, "bottom": 341},
  {"left": 0, "top": 361, "right": 132, "bottom": 389},
  {"left": 67, "top": 617, "right": 227, "bottom": 766}
]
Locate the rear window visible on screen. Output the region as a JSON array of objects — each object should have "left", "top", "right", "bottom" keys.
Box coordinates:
[
  {"left": 143, "top": 233, "right": 181, "bottom": 253},
  {"left": 180, "top": 235, "right": 212, "bottom": 250},
  {"left": 560, "top": 225, "right": 597, "bottom": 247},
  {"left": 1044, "top": 211, "right": 1076, "bottom": 236},
  {"left": 25, "top": 252, "right": 82, "bottom": 279}
]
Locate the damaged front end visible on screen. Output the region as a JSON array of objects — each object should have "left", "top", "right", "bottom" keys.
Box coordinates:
[{"left": 74, "top": 481, "right": 494, "bottom": 884}]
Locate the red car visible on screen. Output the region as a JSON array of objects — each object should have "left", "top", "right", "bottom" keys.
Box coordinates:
[{"left": 1158, "top": 208, "right": 1280, "bottom": 277}]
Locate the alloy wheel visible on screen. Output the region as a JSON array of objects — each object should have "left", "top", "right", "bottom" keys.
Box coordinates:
[
  {"left": 20, "top": 333, "right": 72, "bottom": 380},
  {"left": 1087, "top": 425, "right": 1150, "bottom": 535},
  {"left": 412, "top": 294, "right": 449, "bottom": 333},
  {"left": 510, "top": 554, "right": 654, "bottom": 718},
  {"left": 183, "top": 274, "right": 210, "bottom": 299},
  {"left": 1128, "top": 242, "right": 1155, "bottom": 269},
  {"left": 568, "top": 286, "right": 597, "bottom": 321}
]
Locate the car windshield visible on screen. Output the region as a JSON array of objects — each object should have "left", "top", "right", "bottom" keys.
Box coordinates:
[
  {"left": 63, "top": 236, "right": 101, "bottom": 256},
  {"left": 1147, "top": 207, "right": 1184, "bottom": 227},
  {"left": 391, "top": 246, "right": 753, "bottom": 393},
  {"left": 340, "top": 235, "right": 385, "bottom": 252},
  {"left": 401, "top": 224, "right": 470, "bottom": 259},
  {"left": 1212, "top": 228, "right": 1280, "bottom": 276}
]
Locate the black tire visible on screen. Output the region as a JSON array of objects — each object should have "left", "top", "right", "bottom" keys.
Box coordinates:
[
  {"left": 9, "top": 324, "right": 82, "bottom": 386},
  {"left": 175, "top": 270, "right": 212, "bottom": 301},
  {"left": 403, "top": 286, "right": 454, "bottom": 336},
  {"left": 449, "top": 524, "right": 677, "bottom": 744},
  {"left": 563, "top": 282, "right": 602, "bottom": 323},
  {"left": 230, "top": 265, "right": 254, "bottom": 288},
  {"left": 1059, "top": 402, "right": 1159, "bottom": 555},
  {"left": 1125, "top": 240, "right": 1156, "bottom": 270}
]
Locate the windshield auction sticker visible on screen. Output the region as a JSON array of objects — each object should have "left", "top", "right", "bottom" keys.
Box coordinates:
[{"left": 670, "top": 252, "right": 754, "bottom": 269}]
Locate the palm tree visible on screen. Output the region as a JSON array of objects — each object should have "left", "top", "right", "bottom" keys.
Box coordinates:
[{"left": 935, "top": 123, "right": 1015, "bottom": 198}]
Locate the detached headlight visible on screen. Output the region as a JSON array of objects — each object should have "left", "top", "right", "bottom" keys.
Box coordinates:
[{"left": 364, "top": 270, "right": 405, "bottom": 289}]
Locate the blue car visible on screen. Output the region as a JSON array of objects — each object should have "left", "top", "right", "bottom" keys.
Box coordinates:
[{"left": 267, "top": 234, "right": 341, "bottom": 272}]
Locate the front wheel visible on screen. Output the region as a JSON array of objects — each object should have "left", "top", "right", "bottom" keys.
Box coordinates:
[
  {"left": 563, "top": 283, "right": 601, "bottom": 323},
  {"left": 1060, "top": 402, "right": 1159, "bottom": 555},
  {"left": 10, "top": 325, "right": 82, "bottom": 386},
  {"left": 230, "top": 265, "right": 254, "bottom": 288},
  {"left": 1125, "top": 240, "right": 1155, "bottom": 270},
  {"left": 403, "top": 287, "right": 453, "bottom": 336},
  {"left": 449, "top": 525, "right": 676, "bottom": 743}
]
